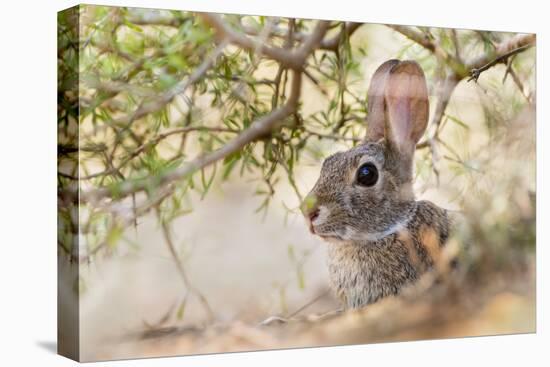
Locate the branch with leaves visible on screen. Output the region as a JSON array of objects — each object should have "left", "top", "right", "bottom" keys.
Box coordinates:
[
  {"left": 58, "top": 8, "right": 536, "bottom": 267},
  {"left": 59, "top": 9, "right": 366, "bottom": 265},
  {"left": 78, "top": 19, "right": 329, "bottom": 204}
]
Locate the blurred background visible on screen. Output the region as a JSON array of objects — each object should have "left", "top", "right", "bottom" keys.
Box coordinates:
[{"left": 57, "top": 5, "right": 535, "bottom": 361}]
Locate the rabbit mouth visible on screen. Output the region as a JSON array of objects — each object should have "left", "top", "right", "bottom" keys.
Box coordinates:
[
  {"left": 308, "top": 222, "right": 335, "bottom": 239},
  {"left": 311, "top": 227, "right": 346, "bottom": 242},
  {"left": 317, "top": 233, "right": 350, "bottom": 244},
  {"left": 308, "top": 220, "right": 339, "bottom": 240},
  {"left": 319, "top": 234, "right": 342, "bottom": 241}
]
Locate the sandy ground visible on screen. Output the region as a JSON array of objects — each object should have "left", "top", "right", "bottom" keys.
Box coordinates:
[{"left": 77, "top": 172, "right": 338, "bottom": 360}]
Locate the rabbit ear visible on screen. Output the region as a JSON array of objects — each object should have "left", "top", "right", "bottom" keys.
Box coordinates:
[
  {"left": 365, "top": 59, "right": 400, "bottom": 142},
  {"left": 384, "top": 60, "right": 429, "bottom": 156}
]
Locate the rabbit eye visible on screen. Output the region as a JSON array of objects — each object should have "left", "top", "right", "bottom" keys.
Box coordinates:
[{"left": 356, "top": 163, "right": 378, "bottom": 187}]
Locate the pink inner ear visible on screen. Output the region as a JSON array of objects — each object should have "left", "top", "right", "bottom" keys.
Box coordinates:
[
  {"left": 384, "top": 62, "right": 429, "bottom": 154},
  {"left": 389, "top": 88, "right": 413, "bottom": 149}
]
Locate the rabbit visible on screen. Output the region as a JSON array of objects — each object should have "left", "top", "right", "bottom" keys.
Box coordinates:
[{"left": 301, "top": 59, "right": 451, "bottom": 309}]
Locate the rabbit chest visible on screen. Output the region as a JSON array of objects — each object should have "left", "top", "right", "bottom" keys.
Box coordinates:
[{"left": 326, "top": 201, "right": 449, "bottom": 309}]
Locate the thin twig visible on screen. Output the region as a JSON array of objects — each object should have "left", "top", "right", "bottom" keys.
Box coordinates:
[
  {"left": 157, "top": 208, "right": 215, "bottom": 323},
  {"left": 241, "top": 21, "right": 361, "bottom": 52},
  {"left": 304, "top": 128, "right": 362, "bottom": 142},
  {"left": 285, "top": 289, "right": 330, "bottom": 318},
  {"left": 78, "top": 127, "right": 240, "bottom": 180},
  {"left": 388, "top": 25, "right": 466, "bottom": 77},
  {"left": 468, "top": 44, "right": 533, "bottom": 82},
  {"left": 320, "top": 22, "right": 362, "bottom": 51}
]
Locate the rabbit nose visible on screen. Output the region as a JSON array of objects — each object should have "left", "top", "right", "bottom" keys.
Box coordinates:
[
  {"left": 308, "top": 208, "right": 320, "bottom": 222},
  {"left": 301, "top": 194, "right": 319, "bottom": 221}
]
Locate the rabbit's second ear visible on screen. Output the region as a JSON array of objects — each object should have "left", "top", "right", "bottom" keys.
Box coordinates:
[
  {"left": 365, "top": 59, "right": 400, "bottom": 142},
  {"left": 384, "top": 61, "right": 429, "bottom": 156}
]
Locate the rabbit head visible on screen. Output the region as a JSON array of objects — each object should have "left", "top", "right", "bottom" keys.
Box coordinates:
[{"left": 302, "top": 59, "right": 429, "bottom": 243}]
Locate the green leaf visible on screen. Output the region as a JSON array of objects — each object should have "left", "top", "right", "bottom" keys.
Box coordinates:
[
  {"left": 200, "top": 164, "right": 217, "bottom": 199},
  {"left": 106, "top": 225, "right": 123, "bottom": 248},
  {"left": 176, "top": 299, "right": 187, "bottom": 320},
  {"left": 445, "top": 114, "right": 470, "bottom": 130},
  {"left": 123, "top": 19, "right": 143, "bottom": 33},
  {"left": 297, "top": 267, "right": 305, "bottom": 290},
  {"left": 302, "top": 195, "right": 318, "bottom": 213},
  {"left": 222, "top": 152, "right": 240, "bottom": 180},
  {"left": 167, "top": 54, "right": 187, "bottom": 70},
  {"left": 159, "top": 74, "right": 178, "bottom": 90}
]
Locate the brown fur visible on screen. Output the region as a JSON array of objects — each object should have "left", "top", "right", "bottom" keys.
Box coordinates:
[{"left": 327, "top": 201, "right": 449, "bottom": 308}]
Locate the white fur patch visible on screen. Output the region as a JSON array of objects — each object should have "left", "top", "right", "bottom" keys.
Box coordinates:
[
  {"left": 342, "top": 217, "right": 411, "bottom": 242},
  {"left": 358, "top": 218, "right": 410, "bottom": 242}
]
